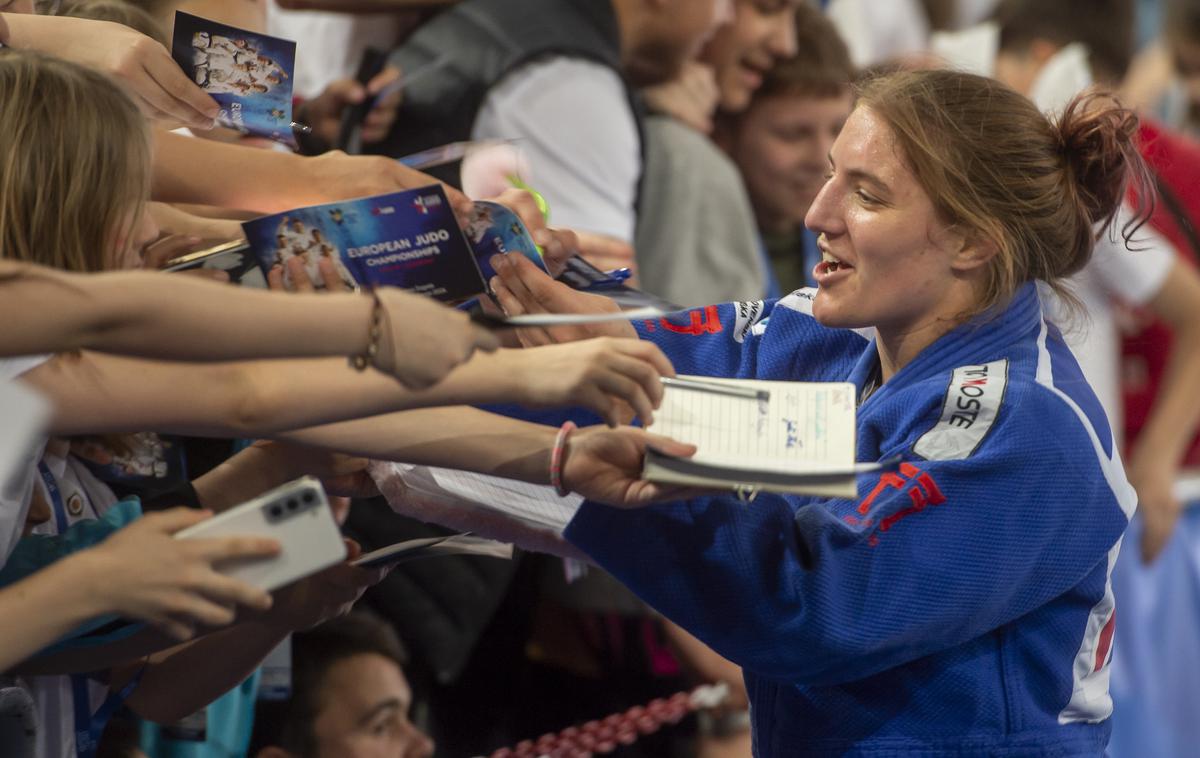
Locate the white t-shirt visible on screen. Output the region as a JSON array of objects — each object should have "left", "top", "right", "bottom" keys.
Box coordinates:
[
  {"left": 22, "top": 450, "right": 118, "bottom": 758},
  {"left": 0, "top": 356, "right": 51, "bottom": 564},
  {"left": 471, "top": 58, "right": 641, "bottom": 244},
  {"left": 826, "top": 0, "right": 930, "bottom": 68},
  {"left": 0, "top": 379, "right": 50, "bottom": 506},
  {"left": 1050, "top": 209, "right": 1176, "bottom": 444},
  {"left": 265, "top": 2, "right": 403, "bottom": 100}
]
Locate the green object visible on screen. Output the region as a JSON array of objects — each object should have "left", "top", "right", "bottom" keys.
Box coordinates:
[{"left": 507, "top": 175, "right": 551, "bottom": 222}]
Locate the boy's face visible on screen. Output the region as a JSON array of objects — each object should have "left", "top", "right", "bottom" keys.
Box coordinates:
[
  {"left": 731, "top": 90, "right": 852, "bottom": 232},
  {"left": 701, "top": 0, "right": 801, "bottom": 112},
  {"left": 310, "top": 653, "right": 433, "bottom": 758}
]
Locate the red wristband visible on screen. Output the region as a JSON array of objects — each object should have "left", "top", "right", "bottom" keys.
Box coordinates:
[{"left": 550, "top": 421, "right": 577, "bottom": 497}]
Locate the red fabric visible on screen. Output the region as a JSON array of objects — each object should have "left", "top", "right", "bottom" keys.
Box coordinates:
[{"left": 1121, "top": 120, "right": 1200, "bottom": 465}]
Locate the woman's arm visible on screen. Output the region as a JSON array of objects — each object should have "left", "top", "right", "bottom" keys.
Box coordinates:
[
  {"left": 1127, "top": 259, "right": 1200, "bottom": 561},
  {"left": 117, "top": 547, "right": 384, "bottom": 723},
  {"left": 0, "top": 14, "right": 217, "bottom": 130},
  {"left": 25, "top": 338, "right": 670, "bottom": 437},
  {"left": 147, "top": 202, "right": 244, "bottom": 243},
  {"left": 281, "top": 407, "right": 563, "bottom": 482},
  {"left": 0, "top": 263, "right": 497, "bottom": 390},
  {"left": 190, "top": 442, "right": 370, "bottom": 513},
  {"left": 0, "top": 508, "right": 278, "bottom": 672},
  {"left": 152, "top": 130, "right": 474, "bottom": 215},
  {"left": 0, "top": 552, "right": 129, "bottom": 672}
]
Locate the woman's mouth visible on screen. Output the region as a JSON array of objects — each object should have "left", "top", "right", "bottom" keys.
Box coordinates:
[{"left": 814, "top": 250, "right": 854, "bottom": 282}]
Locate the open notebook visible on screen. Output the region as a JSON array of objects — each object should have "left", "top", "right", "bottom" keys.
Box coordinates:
[{"left": 644, "top": 376, "right": 879, "bottom": 498}]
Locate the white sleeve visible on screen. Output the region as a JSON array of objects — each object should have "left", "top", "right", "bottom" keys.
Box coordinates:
[
  {"left": 1090, "top": 204, "right": 1177, "bottom": 306},
  {"left": 0, "top": 356, "right": 52, "bottom": 563},
  {"left": 471, "top": 58, "right": 641, "bottom": 244}
]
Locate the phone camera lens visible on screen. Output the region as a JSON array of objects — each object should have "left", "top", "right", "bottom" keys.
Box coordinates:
[
  {"left": 286, "top": 499, "right": 299, "bottom": 511},
  {"left": 302, "top": 491, "right": 315, "bottom": 504},
  {"left": 269, "top": 505, "right": 283, "bottom": 518}
]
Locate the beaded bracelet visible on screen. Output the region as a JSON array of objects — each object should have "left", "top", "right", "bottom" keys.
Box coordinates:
[
  {"left": 349, "top": 290, "right": 384, "bottom": 372},
  {"left": 550, "top": 421, "right": 577, "bottom": 497}
]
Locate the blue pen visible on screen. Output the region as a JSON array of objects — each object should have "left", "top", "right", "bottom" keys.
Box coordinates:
[{"left": 602, "top": 268, "right": 633, "bottom": 284}]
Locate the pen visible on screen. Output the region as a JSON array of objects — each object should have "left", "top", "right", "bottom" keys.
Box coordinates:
[{"left": 662, "top": 377, "right": 770, "bottom": 401}]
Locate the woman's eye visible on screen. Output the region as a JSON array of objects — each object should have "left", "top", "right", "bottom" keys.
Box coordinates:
[{"left": 855, "top": 189, "right": 878, "bottom": 205}]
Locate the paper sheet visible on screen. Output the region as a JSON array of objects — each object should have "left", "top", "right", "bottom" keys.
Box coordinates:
[
  {"left": 647, "top": 377, "right": 857, "bottom": 474},
  {"left": 368, "top": 461, "right": 587, "bottom": 560}
]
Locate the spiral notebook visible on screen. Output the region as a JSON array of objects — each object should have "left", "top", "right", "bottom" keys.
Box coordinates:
[{"left": 643, "top": 377, "right": 878, "bottom": 498}]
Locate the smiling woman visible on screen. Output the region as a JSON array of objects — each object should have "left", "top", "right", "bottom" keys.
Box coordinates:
[{"left": 486, "top": 67, "right": 1153, "bottom": 756}]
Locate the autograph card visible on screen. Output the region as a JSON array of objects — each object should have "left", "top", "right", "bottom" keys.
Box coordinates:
[
  {"left": 464, "top": 200, "right": 549, "bottom": 283},
  {"left": 241, "top": 185, "right": 487, "bottom": 302},
  {"left": 170, "top": 11, "right": 298, "bottom": 146}
]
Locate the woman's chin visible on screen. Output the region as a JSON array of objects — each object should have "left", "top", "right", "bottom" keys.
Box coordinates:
[{"left": 812, "top": 291, "right": 866, "bottom": 330}]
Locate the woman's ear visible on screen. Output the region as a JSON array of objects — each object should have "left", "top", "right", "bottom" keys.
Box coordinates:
[{"left": 951, "top": 235, "right": 1000, "bottom": 273}]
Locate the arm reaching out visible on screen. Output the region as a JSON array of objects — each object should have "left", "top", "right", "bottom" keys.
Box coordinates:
[
  {"left": 0, "top": 508, "right": 278, "bottom": 671},
  {"left": 0, "top": 14, "right": 218, "bottom": 131},
  {"left": 0, "top": 263, "right": 497, "bottom": 390}
]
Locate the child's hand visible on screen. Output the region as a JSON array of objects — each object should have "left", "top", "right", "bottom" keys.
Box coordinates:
[
  {"left": 373, "top": 289, "right": 500, "bottom": 389},
  {"left": 507, "top": 338, "right": 675, "bottom": 427},
  {"left": 481, "top": 188, "right": 578, "bottom": 277},
  {"left": 83, "top": 508, "right": 279, "bottom": 640},
  {"left": 265, "top": 539, "right": 387, "bottom": 631},
  {"left": 250, "top": 440, "right": 378, "bottom": 499},
  {"left": 5, "top": 16, "right": 220, "bottom": 130},
  {"left": 642, "top": 61, "right": 720, "bottom": 134},
  {"left": 299, "top": 66, "right": 403, "bottom": 146},
  {"left": 490, "top": 253, "right": 634, "bottom": 347}
]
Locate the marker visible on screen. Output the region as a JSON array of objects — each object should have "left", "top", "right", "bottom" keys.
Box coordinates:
[{"left": 661, "top": 377, "right": 770, "bottom": 402}]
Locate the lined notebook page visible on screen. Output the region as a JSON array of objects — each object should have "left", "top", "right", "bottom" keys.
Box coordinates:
[
  {"left": 647, "top": 377, "right": 857, "bottom": 474},
  {"left": 424, "top": 467, "right": 583, "bottom": 532}
]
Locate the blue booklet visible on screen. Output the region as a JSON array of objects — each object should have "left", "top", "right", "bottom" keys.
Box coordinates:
[
  {"left": 170, "top": 11, "right": 298, "bottom": 146},
  {"left": 241, "top": 185, "right": 549, "bottom": 302}
]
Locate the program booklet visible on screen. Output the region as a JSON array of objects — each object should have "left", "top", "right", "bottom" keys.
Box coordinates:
[
  {"left": 643, "top": 377, "right": 888, "bottom": 498},
  {"left": 241, "top": 185, "right": 550, "bottom": 301},
  {"left": 170, "top": 11, "right": 298, "bottom": 146}
]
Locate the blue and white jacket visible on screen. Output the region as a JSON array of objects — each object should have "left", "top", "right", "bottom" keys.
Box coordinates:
[{"left": 563, "top": 283, "right": 1135, "bottom": 757}]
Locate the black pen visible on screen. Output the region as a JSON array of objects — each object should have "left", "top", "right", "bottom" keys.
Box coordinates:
[{"left": 661, "top": 377, "right": 770, "bottom": 401}]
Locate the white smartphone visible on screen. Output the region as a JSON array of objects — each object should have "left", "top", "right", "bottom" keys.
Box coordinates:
[{"left": 174, "top": 477, "right": 347, "bottom": 592}]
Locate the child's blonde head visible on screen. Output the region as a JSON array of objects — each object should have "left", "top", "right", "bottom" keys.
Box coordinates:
[{"left": 0, "top": 48, "right": 151, "bottom": 272}]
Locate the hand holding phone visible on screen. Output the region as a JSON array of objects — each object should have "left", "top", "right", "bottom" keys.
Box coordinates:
[
  {"left": 83, "top": 507, "right": 279, "bottom": 640},
  {"left": 174, "top": 477, "right": 347, "bottom": 593}
]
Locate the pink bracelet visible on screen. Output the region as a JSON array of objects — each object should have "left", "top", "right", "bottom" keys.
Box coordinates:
[{"left": 550, "top": 421, "right": 577, "bottom": 497}]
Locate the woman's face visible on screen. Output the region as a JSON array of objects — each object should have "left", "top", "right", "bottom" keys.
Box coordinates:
[{"left": 804, "top": 106, "right": 971, "bottom": 335}]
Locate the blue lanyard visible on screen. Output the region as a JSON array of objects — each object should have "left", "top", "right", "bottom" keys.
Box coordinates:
[
  {"left": 37, "top": 461, "right": 141, "bottom": 758},
  {"left": 71, "top": 671, "right": 141, "bottom": 758},
  {"left": 37, "top": 461, "right": 70, "bottom": 535}
]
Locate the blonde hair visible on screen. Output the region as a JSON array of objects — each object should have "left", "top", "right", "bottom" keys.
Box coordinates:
[
  {"left": 55, "top": 0, "right": 169, "bottom": 45},
  {"left": 0, "top": 48, "right": 151, "bottom": 273},
  {"left": 855, "top": 69, "right": 1152, "bottom": 314}
]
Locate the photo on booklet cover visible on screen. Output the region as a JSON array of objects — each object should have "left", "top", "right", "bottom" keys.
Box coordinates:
[
  {"left": 170, "top": 11, "right": 298, "bottom": 146},
  {"left": 241, "top": 185, "right": 488, "bottom": 302}
]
